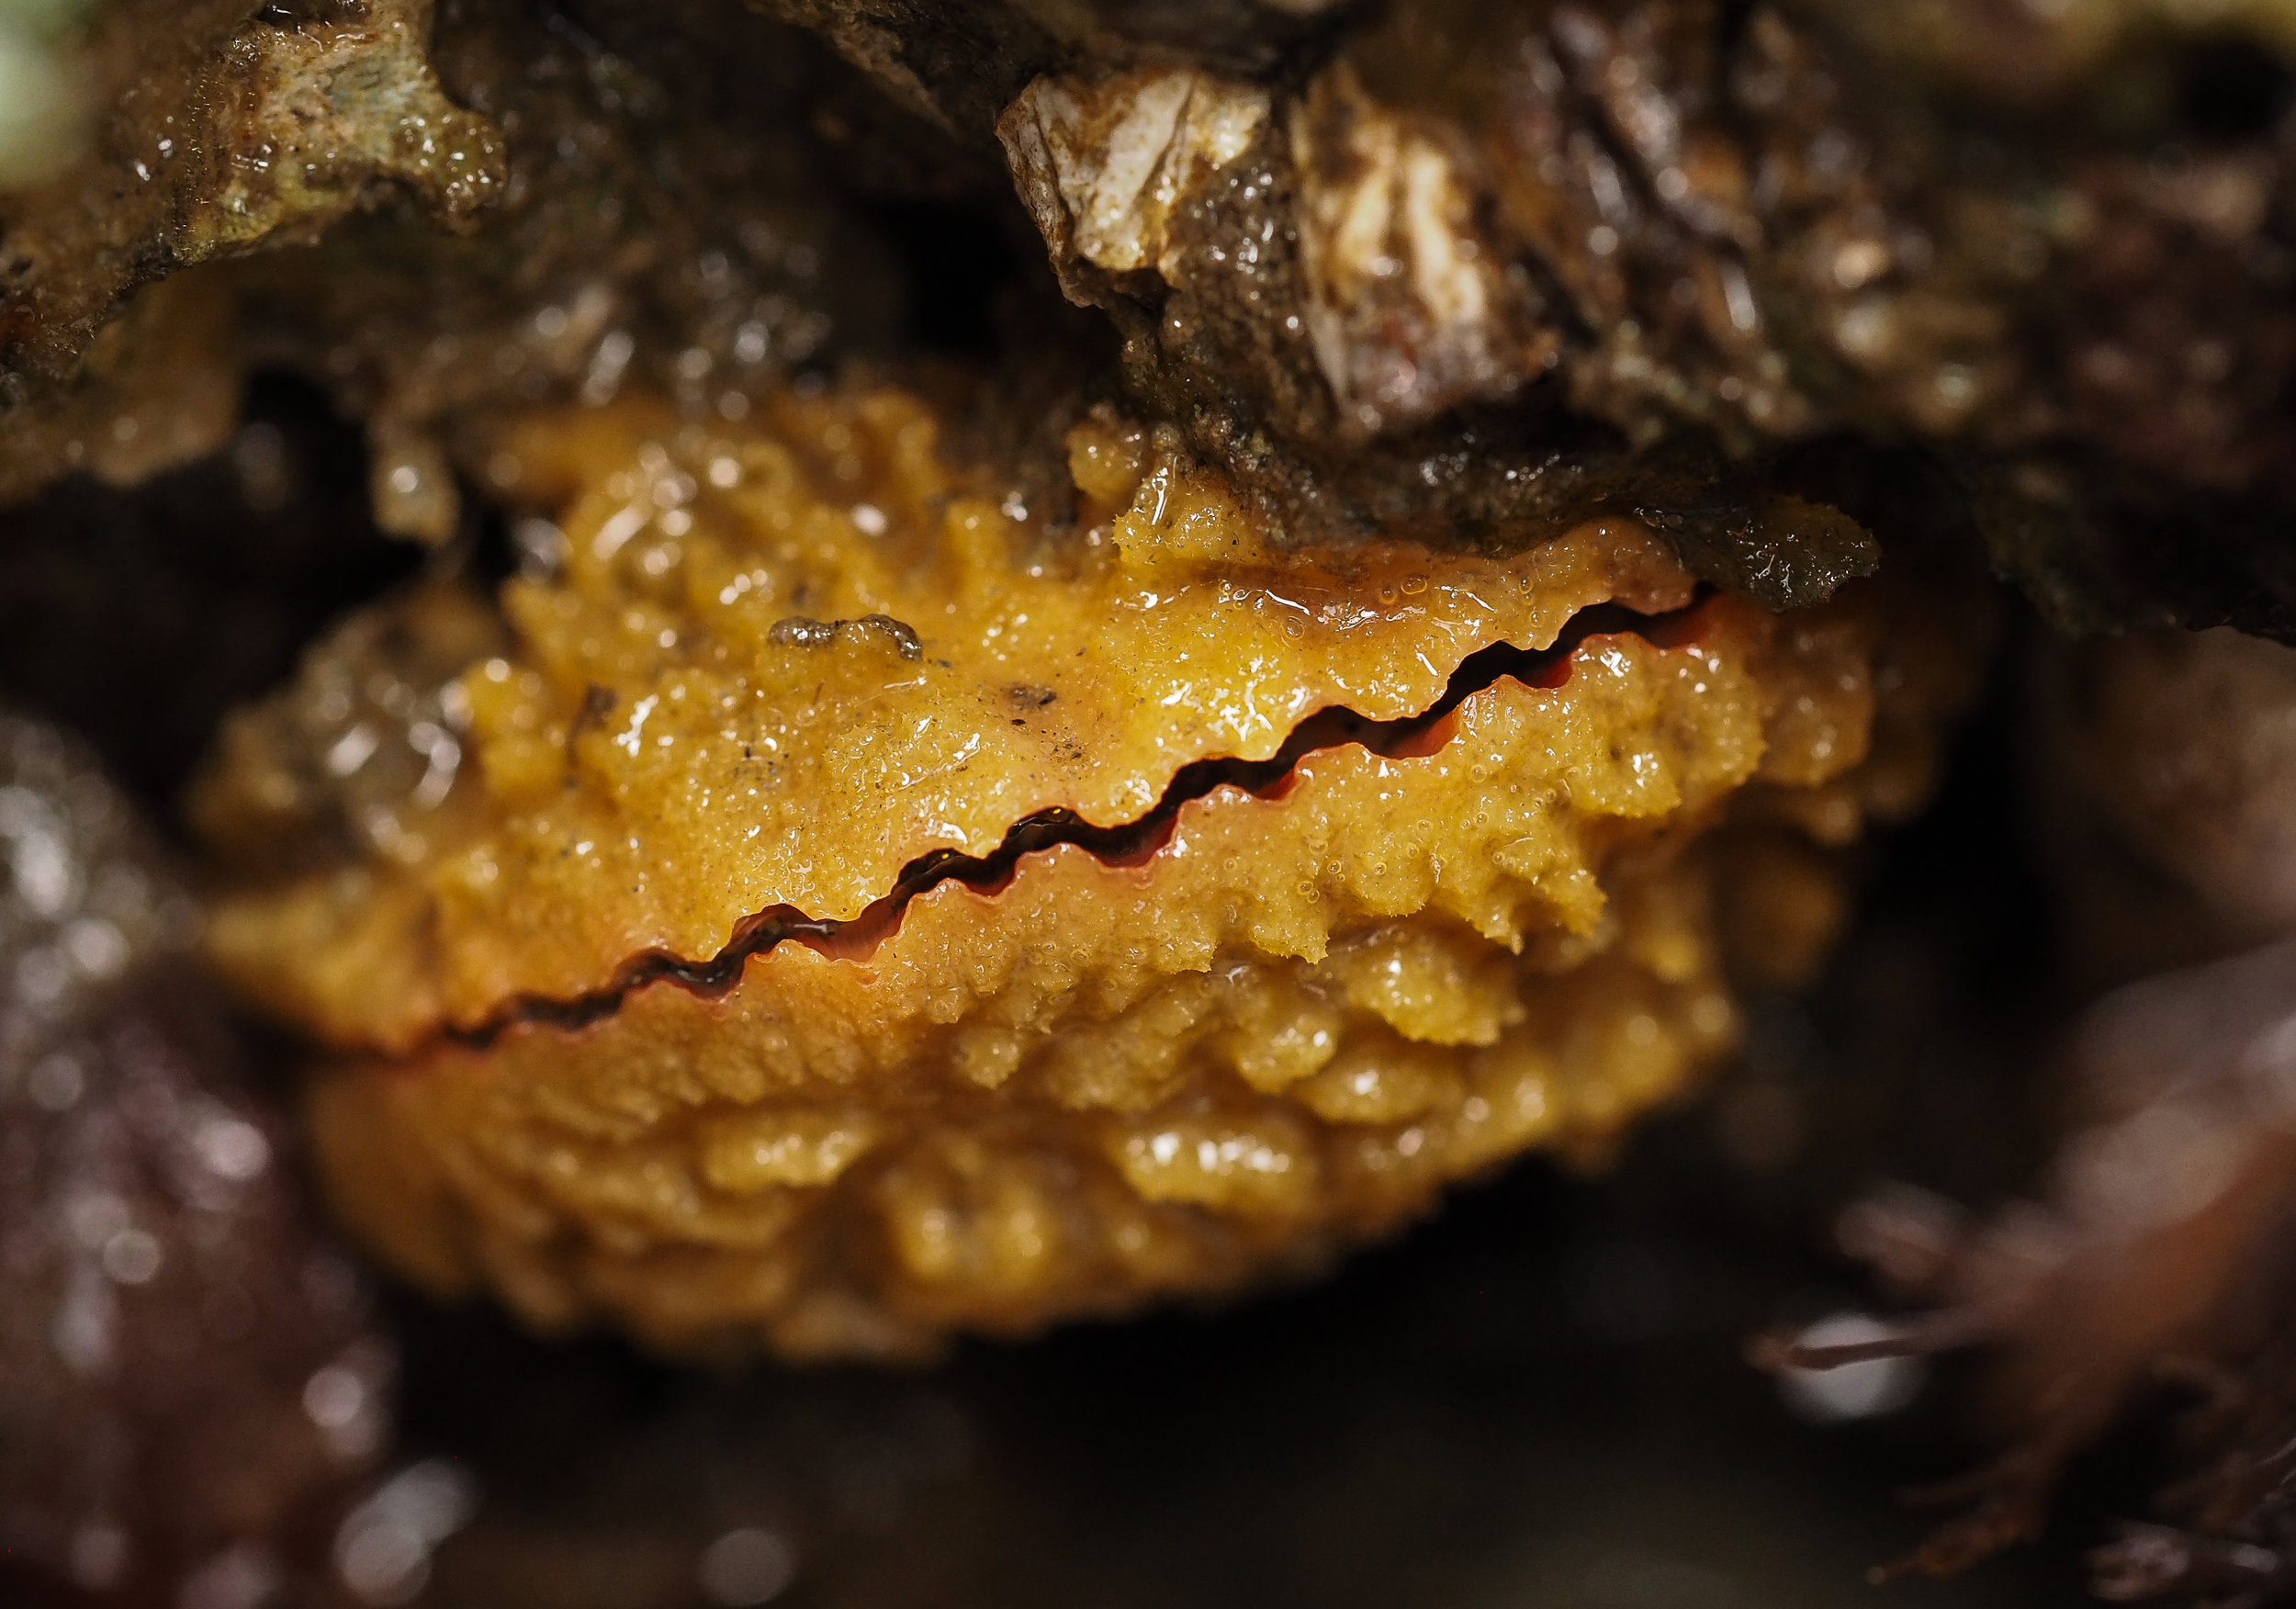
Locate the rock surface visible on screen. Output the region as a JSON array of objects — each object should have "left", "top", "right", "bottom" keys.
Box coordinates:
[{"left": 0, "top": 708, "right": 391, "bottom": 1603}]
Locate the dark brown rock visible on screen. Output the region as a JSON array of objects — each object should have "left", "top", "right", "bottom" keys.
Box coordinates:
[{"left": 0, "top": 709, "right": 391, "bottom": 1603}]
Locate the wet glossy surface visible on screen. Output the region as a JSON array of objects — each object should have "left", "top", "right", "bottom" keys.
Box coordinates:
[{"left": 192, "top": 383, "right": 1970, "bottom": 1357}]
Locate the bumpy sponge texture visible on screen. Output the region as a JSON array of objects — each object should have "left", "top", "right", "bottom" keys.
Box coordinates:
[{"left": 194, "top": 384, "right": 1961, "bottom": 1357}]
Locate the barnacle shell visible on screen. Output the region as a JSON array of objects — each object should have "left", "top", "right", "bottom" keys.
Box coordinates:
[{"left": 196, "top": 381, "right": 1952, "bottom": 1358}]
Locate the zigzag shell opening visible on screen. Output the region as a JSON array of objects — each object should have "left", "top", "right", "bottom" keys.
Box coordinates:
[{"left": 193, "top": 379, "right": 1976, "bottom": 1359}]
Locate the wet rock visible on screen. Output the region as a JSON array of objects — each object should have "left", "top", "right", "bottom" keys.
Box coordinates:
[
  {"left": 0, "top": 708, "right": 392, "bottom": 1603},
  {"left": 0, "top": 0, "right": 904, "bottom": 533}
]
